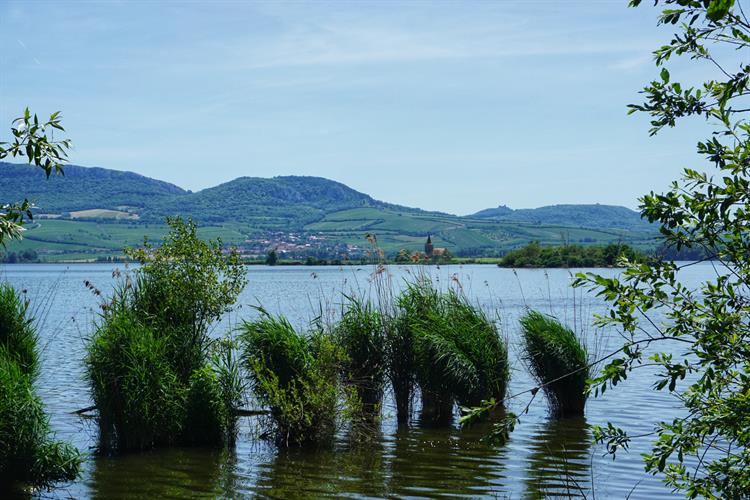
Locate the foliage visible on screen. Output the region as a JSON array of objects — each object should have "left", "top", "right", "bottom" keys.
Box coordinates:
[
  {"left": 386, "top": 312, "right": 416, "bottom": 424},
  {"left": 0, "top": 249, "right": 39, "bottom": 263},
  {"left": 86, "top": 218, "right": 246, "bottom": 451},
  {"left": 397, "top": 278, "right": 509, "bottom": 424},
  {"left": 0, "top": 284, "right": 80, "bottom": 490},
  {"left": 266, "top": 249, "right": 278, "bottom": 266},
  {"left": 334, "top": 296, "right": 387, "bottom": 415},
  {"left": 573, "top": 1, "right": 750, "bottom": 496},
  {"left": 239, "top": 311, "right": 344, "bottom": 446},
  {"left": 519, "top": 310, "right": 589, "bottom": 418},
  {"left": 184, "top": 367, "right": 230, "bottom": 446},
  {"left": 0, "top": 110, "right": 70, "bottom": 245},
  {"left": 499, "top": 242, "right": 644, "bottom": 268},
  {"left": 0, "top": 284, "right": 39, "bottom": 378},
  {"left": 85, "top": 309, "right": 184, "bottom": 451},
  {"left": 124, "top": 216, "right": 246, "bottom": 379}
]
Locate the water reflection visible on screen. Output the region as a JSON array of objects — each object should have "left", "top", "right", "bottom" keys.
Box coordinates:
[
  {"left": 386, "top": 418, "right": 509, "bottom": 498},
  {"left": 250, "top": 417, "right": 510, "bottom": 498},
  {"left": 87, "top": 447, "right": 238, "bottom": 499},
  {"left": 254, "top": 434, "right": 387, "bottom": 498},
  {"left": 524, "top": 416, "right": 592, "bottom": 499}
]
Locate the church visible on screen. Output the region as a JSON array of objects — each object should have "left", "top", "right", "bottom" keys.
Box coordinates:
[{"left": 424, "top": 235, "right": 446, "bottom": 257}]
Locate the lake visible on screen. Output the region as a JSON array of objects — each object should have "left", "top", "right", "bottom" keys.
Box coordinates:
[{"left": 1, "top": 263, "right": 710, "bottom": 499}]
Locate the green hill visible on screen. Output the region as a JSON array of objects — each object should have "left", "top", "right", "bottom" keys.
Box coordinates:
[
  {"left": 0, "top": 162, "right": 186, "bottom": 214},
  {"left": 158, "top": 175, "right": 425, "bottom": 228},
  {"left": 1, "top": 162, "right": 659, "bottom": 261},
  {"left": 470, "top": 203, "right": 651, "bottom": 231}
]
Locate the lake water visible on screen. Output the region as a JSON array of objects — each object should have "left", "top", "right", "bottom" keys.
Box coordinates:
[{"left": 1, "top": 263, "right": 712, "bottom": 499}]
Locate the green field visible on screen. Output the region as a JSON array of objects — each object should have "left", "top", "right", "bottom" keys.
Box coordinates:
[
  {"left": 3, "top": 205, "right": 659, "bottom": 262},
  {"left": 6, "top": 220, "right": 249, "bottom": 261},
  {"left": 302, "top": 207, "right": 657, "bottom": 255}
]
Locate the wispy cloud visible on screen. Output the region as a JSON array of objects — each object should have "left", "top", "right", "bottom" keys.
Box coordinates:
[{"left": 609, "top": 54, "right": 653, "bottom": 71}]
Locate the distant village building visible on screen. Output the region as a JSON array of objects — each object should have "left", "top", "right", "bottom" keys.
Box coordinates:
[
  {"left": 424, "top": 235, "right": 434, "bottom": 256},
  {"left": 424, "top": 235, "right": 447, "bottom": 257}
]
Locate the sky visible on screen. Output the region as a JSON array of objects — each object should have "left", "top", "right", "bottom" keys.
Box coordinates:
[{"left": 0, "top": 0, "right": 726, "bottom": 215}]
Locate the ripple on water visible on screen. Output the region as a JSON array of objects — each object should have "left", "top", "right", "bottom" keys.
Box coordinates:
[{"left": 0, "top": 263, "right": 702, "bottom": 499}]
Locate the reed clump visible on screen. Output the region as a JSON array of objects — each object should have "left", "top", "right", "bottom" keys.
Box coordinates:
[
  {"left": 520, "top": 310, "right": 589, "bottom": 418},
  {"left": 385, "top": 312, "right": 415, "bottom": 424},
  {"left": 240, "top": 311, "right": 345, "bottom": 447},
  {"left": 334, "top": 296, "right": 386, "bottom": 417},
  {"left": 0, "top": 284, "right": 80, "bottom": 490},
  {"left": 85, "top": 217, "right": 246, "bottom": 452},
  {"left": 396, "top": 278, "right": 509, "bottom": 425}
]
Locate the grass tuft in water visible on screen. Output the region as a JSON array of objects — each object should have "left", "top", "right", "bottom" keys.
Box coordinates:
[
  {"left": 0, "top": 283, "right": 81, "bottom": 490},
  {"left": 240, "top": 311, "right": 344, "bottom": 447},
  {"left": 397, "top": 278, "right": 509, "bottom": 425},
  {"left": 520, "top": 310, "right": 589, "bottom": 418},
  {"left": 334, "top": 295, "right": 386, "bottom": 417}
]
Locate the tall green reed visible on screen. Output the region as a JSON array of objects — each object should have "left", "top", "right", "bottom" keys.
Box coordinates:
[
  {"left": 520, "top": 310, "right": 589, "bottom": 418},
  {"left": 0, "top": 283, "right": 80, "bottom": 490},
  {"left": 334, "top": 295, "right": 387, "bottom": 417},
  {"left": 398, "top": 277, "right": 509, "bottom": 425}
]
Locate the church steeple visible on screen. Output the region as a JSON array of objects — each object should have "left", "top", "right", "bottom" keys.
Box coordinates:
[{"left": 425, "top": 235, "right": 434, "bottom": 256}]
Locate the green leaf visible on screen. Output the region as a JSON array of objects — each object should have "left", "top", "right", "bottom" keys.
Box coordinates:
[{"left": 706, "top": 0, "right": 734, "bottom": 22}]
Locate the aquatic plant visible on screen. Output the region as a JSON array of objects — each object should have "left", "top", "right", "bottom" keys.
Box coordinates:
[
  {"left": 0, "top": 284, "right": 38, "bottom": 377},
  {"left": 86, "top": 217, "right": 246, "bottom": 452},
  {"left": 240, "top": 311, "right": 343, "bottom": 447},
  {"left": 335, "top": 296, "right": 386, "bottom": 416},
  {"left": 397, "top": 278, "right": 509, "bottom": 425},
  {"left": 0, "top": 284, "right": 80, "bottom": 490},
  {"left": 86, "top": 308, "right": 185, "bottom": 451},
  {"left": 124, "top": 217, "right": 246, "bottom": 381},
  {"left": 385, "top": 312, "right": 416, "bottom": 424},
  {"left": 520, "top": 310, "right": 589, "bottom": 418}
]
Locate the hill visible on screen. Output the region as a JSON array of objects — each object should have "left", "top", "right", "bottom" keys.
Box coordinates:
[
  {"left": 469, "top": 203, "right": 651, "bottom": 231},
  {"left": 0, "top": 163, "right": 660, "bottom": 261},
  {"left": 0, "top": 162, "right": 186, "bottom": 214},
  {"left": 157, "top": 176, "right": 405, "bottom": 228}
]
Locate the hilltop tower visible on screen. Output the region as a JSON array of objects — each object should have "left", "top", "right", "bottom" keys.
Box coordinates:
[{"left": 425, "top": 235, "right": 434, "bottom": 257}]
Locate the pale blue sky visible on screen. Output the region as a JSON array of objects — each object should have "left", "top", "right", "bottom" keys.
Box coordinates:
[{"left": 0, "top": 0, "right": 722, "bottom": 214}]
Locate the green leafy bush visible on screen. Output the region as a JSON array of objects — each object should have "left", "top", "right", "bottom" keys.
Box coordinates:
[
  {"left": 520, "top": 310, "right": 589, "bottom": 418},
  {"left": 86, "top": 217, "right": 246, "bottom": 452}
]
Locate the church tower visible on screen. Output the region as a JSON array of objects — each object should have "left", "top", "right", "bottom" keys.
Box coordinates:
[{"left": 424, "top": 235, "right": 434, "bottom": 256}]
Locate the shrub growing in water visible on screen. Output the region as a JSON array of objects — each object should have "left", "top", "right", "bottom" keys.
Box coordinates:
[
  {"left": 0, "top": 284, "right": 80, "bottom": 490},
  {"left": 334, "top": 296, "right": 386, "bottom": 417},
  {"left": 397, "top": 279, "right": 509, "bottom": 425},
  {"left": 86, "top": 308, "right": 185, "bottom": 450},
  {"left": 520, "top": 310, "right": 589, "bottom": 418},
  {"left": 86, "top": 217, "right": 246, "bottom": 452},
  {"left": 240, "top": 311, "right": 343, "bottom": 447}
]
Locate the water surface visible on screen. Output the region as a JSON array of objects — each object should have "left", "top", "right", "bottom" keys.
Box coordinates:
[{"left": 1, "top": 263, "right": 709, "bottom": 498}]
